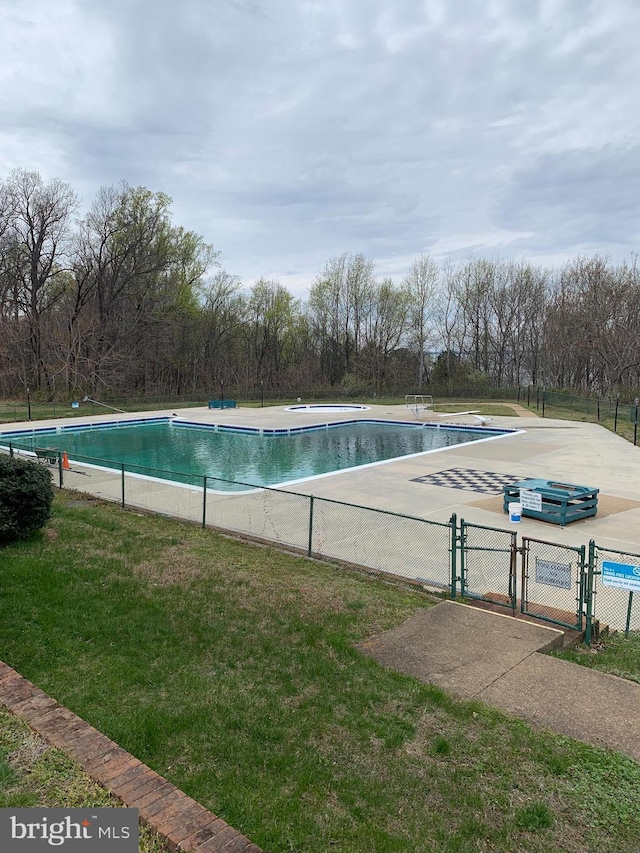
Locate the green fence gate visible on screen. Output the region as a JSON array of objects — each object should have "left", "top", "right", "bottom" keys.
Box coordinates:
[
  {"left": 458, "top": 520, "right": 517, "bottom": 610},
  {"left": 520, "top": 537, "right": 587, "bottom": 631}
]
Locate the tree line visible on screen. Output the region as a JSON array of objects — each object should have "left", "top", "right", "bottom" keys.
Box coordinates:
[{"left": 1, "top": 168, "right": 639, "bottom": 401}]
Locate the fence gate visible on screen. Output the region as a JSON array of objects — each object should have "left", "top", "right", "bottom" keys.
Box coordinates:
[
  {"left": 520, "top": 537, "right": 586, "bottom": 630},
  {"left": 459, "top": 520, "right": 517, "bottom": 610}
]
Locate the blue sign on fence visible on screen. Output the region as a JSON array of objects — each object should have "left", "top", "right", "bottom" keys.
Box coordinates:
[{"left": 601, "top": 560, "right": 640, "bottom": 592}]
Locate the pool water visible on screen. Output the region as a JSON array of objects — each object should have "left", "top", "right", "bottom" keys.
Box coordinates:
[{"left": 5, "top": 419, "right": 509, "bottom": 490}]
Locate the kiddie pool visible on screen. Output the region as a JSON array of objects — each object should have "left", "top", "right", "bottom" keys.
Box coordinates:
[{"left": 285, "top": 404, "right": 371, "bottom": 413}]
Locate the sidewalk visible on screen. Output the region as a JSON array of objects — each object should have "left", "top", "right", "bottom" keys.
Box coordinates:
[{"left": 359, "top": 600, "right": 640, "bottom": 762}]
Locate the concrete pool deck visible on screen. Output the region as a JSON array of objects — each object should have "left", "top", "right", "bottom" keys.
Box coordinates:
[
  {"left": 3, "top": 401, "right": 640, "bottom": 556},
  {"left": 177, "top": 401, "right": 640, "bottom": 555}
]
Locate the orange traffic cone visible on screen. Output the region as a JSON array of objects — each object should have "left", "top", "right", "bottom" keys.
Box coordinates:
[{"left": 62, "top": 451, "right": 70, "bottom": 470}]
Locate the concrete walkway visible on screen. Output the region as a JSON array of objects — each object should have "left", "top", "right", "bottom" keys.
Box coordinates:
[{"left": 359, "top": 600, "right": 640, "bottom": 762}]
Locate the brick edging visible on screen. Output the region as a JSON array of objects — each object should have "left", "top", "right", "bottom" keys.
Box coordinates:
[{"left": 0, "top": 661, "right": 264, "bottom": 853}]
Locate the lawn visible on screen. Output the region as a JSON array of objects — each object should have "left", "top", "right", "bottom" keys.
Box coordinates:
[
  {"left": 553, "top": 631, "right": 640, "bottom": 683},
  {"left": 1, "top": 493, "right": 639, "bottom": 852},
  {"left": 0, "top": 707, "right": 170, "bottom": 851},
  {"left": 521, "top": 401, "right": 639, "bottom": 444}
]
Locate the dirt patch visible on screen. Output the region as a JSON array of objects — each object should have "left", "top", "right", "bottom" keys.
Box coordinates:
[
  {"left": 134, "top": 544, "right": 208, "bottom": 585},
  {"left": 510, "top": 403, "right": 539, "bottom": 418},
  {"left": 8, "top": 731, "right": 50, "bottom": 770}
]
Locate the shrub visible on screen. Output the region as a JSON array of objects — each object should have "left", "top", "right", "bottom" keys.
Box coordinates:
[{"left": 0, "top": 455, "right": 54, "bottom": 544}]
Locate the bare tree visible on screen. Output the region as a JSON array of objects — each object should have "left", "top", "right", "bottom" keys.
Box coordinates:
[
  {"left": 403, "top": 254, "right": 439, "bottom": 388},
  {"left": 362, "top": 277, "right": 411, "bottom": 393},
  {"left": 1, "top": 169, "right": 78, "bottom": 392},
  {"left": 308, "top": 253, "right": 375, "bottom": 385}
]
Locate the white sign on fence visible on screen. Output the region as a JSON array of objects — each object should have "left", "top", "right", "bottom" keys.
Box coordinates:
[
  {"left": 520, "top": 489, "right": 542, "bottom": 512},
  {"left": 535, "top": 558, "right": 572, "bottom": 590}
]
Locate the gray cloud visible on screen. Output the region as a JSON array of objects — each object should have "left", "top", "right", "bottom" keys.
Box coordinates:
[
  {"left": 501, "top": 145, "right": 640, "bottom": 252},
  {"left": 1, "top": 0, "right": 639, "bottom": 295}
]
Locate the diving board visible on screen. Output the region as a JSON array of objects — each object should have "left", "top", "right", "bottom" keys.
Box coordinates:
[{"left": 405, "top": 395, "right": 434, "bottom": 419}]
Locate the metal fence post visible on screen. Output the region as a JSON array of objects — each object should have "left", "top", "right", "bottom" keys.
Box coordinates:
[
  {"left": 509, "top": 532, "right": 517, "bottom": 612},
  {"left": 635, "top": 404, "right": 638, "bottom": 446},
  {"left": 614, "top": 398, "right": 619, "bottom": 433},
  {"left": 542, "top": 389, "right": 546, "bottom": 417},
  {"left": 9, "top": 442, "right": 13, "bottom": 458},
  {"left": 625, "top": 592, "right": 634, "bottom": 638},
  {"left": 58, "top": 452, "right": 63, "bottom": 489},
  {"left": 450, "top": 513, "right": 458, "bottom": 598},
  {"left": 121, "top": 463, "right": 125, "bottom": 508},
  {"left": 202, "top": 475, "right": 207, "bottom": 529},
  {"left": 307, "top": 495, "right": 315, "bottom": 557},
  {"left": 584, "top": 540, "right": 596, "bottom": 648}
]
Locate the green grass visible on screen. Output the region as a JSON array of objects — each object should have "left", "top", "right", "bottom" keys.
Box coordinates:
[
  {"left": 0, "top": 400, "right": 207, "bottom": 424},
  {"left": 0, "top": 706, "right": 170, "bottom": 851},
  {"left": 521, "top": 402, "right": 640, "bottom": 444},
  {"left": 432, "top": 402, "right": 519, "bottom": 417},
  {"left": 553, "top": 631, "right": 640, "bottom": 683},
  {"left": 1, "top": 397, "right": 523, "bottom": 424},
  {"left": 1, "top": 494, "right": 640, "bottom": 852}
]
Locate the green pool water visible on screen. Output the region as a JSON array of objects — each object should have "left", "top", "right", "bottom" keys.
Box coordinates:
[{"left": 6, "top": 419, "right": 509, "bottom": 490}]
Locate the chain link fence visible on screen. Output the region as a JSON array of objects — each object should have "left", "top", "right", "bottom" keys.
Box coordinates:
[
  {"left": 5, "top": 436, "right": 640, "bottom": 645},
  {"left": 520, "top": 537, "right": 586, "bottom": 630},
  {"left": 0, "top": 441, "right": 455, "bottom": 592},
  {"left": 541, "top": 389, "right": 640, "bottom": 444},
  {"left": 459, "top": 521, "right": 517, "bottom": 609},
  {"left": 591, "top": 543, "right": 640, "bottom": 635},
  {"left": 311, "top": 498, "right": 454, "bottom": 588},
  {"left": 204, "top": 480, "right": 312, "bottom": 551}
]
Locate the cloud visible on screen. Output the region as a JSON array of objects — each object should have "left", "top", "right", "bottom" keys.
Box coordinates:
[
  {"left": 1, "top": 0, "right": 640, "bottom": 295},
  {"left": 500, "top": 145, "right": 640, "bottom": 252}
]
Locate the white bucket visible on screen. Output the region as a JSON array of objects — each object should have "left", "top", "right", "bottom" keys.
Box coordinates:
[{"left": 509, "top": 502, "right": 522, "bottom": 523}]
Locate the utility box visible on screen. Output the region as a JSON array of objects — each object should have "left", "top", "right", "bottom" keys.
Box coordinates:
[{"left": 503, "top": 479, "right": 598, "bottom": 527}]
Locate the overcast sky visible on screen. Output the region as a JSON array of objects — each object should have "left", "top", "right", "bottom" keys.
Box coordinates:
[{"left": 2, "top": 0, "right": 639, "bottom": 297}]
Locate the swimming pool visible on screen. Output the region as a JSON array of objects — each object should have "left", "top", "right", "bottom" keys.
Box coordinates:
[{"left": 2, "top": 417, "right": 513, "bottom": 491}]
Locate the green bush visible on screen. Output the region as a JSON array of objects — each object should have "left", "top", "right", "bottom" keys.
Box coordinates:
[{"left": 0, "top": 455, "right": 54, "bottom": 544}]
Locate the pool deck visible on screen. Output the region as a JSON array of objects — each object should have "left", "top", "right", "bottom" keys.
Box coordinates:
[{"left": 3, "top": 402, "right": 640, "bottom": 555}]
